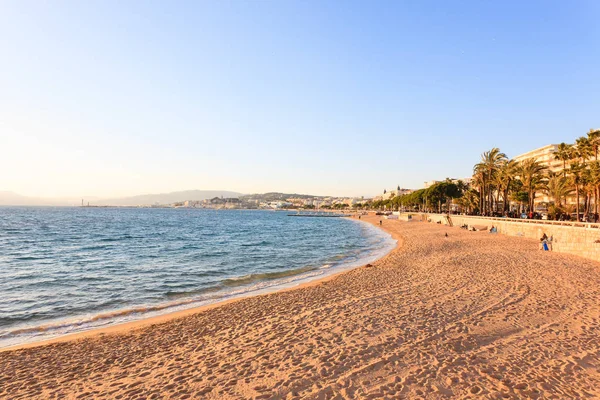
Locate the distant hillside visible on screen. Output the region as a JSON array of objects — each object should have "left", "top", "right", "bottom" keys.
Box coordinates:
[
  {"left": 95, "top": 190, "right": 244, "bottom": 206},
  {"left": 0, "top": 190, "right": 327, "bottom": 207},
  {"left": 0, "top": 191, "right": 39, "bottom": 206},
  {"left": 0, "top": 191, "right": 76, "bottom": 206}
]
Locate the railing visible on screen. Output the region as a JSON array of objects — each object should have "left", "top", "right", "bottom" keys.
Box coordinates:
[{"left": 417, "top": 213, "right": 600, "bottom": 229}]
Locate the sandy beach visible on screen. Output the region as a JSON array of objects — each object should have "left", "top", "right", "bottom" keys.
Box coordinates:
[{"left": 2, "top": 215, "right": 600, "bottom": 399}]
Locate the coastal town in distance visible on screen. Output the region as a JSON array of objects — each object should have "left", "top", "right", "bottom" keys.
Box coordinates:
[{"left": 82, "top": 141, "right": 586, "bottom": 221}]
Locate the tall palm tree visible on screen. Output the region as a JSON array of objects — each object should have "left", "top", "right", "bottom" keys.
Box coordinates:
[
  {"left": 472, "top": 164, "right": 486, "bottom": 214},
  {"left": 554, "top": 142, "right": 573, "bottom": 177},
  {"left": 474, "top": 148, "right": 507, "bottom": 215},
  {"left": 587, "top": 128, "right": 600, "bottom": 161},
  {"left": 471, "top": 168, "right": 485, "bottom": 214},
  {"left": 582, "top": 168, "right": 594, "bottom": 217},
  {"left": 590, "top": 161, "right": 600, "bottom": 214},
  {"left": 569, "top": 162, "right": 584, "bottom": 221},
  {"left": 575, "top": 136, "right": 593, "bottom": 164},
  {"left": 518, "top": 158, "right": 547, "bottom": 213},
  {"left": 494, "top": 159, "right": 518, "bottom": 214},
  {"left": 586, "top": 130, "right": 600, "bottom": 214}
]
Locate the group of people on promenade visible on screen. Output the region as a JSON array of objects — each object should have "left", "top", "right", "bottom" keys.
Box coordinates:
[{"left": 475, "top": 210, "right": 600, "bottom": 223}]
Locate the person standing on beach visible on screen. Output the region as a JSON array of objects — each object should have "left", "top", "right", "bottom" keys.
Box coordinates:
[{"left": 379, "top": 219, "right": 382, "bottom": 225}]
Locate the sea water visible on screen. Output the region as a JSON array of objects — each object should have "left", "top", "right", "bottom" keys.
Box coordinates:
[{"left": 0, "top": 207, "right": 395, "bottom": 347}]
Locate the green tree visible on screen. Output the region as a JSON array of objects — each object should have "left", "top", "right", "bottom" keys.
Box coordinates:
[
  {"left": 424, "top": 180, "right": 462, "bottom": 213},
  {"left": 399, "top": 189, "right": 426, "bottom": 211},
  {"left": 509, "top": 184, "right": 529, "bottom": 214}
]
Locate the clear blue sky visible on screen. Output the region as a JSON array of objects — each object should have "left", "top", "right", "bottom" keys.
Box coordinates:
[{"left": 1, "top": 1, "right": 598, "bottom": 198}]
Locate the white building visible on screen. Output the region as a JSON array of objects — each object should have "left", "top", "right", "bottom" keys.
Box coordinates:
[{"left": 424, "top": 180, "right": 441, "bottom": 189}]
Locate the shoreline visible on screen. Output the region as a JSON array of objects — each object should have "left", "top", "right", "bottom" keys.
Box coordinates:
[{"left": 1, "top": 214, "right": 399, "bottom": 352}]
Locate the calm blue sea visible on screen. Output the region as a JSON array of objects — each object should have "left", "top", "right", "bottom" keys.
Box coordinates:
[{"left": 0, "top": 207, "right": 395, "bottom": 347}]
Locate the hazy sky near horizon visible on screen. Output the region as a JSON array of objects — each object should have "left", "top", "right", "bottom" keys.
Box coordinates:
[{"left": 1, "top": 1, "right": 599, "bottom": 199}]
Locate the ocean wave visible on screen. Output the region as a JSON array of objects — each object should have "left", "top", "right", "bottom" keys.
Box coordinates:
[
  {"left": 99, "top": 235, "right": 140, "bottom": 242},
  {"left": 221, "top": 266, "right": 317, "bottom": 287},
  {"left": 201, "top": 251, "right": 230, "bottom": 258},
  {"left": 165, "top": 286, "right": 222, "bottom": 298},
  {"left": 240, "top": 240, "right": 270, "bottom": 247},
  {"left": 80, "top": 245, "right": 111, "bottom": 251},
  {"left": 14, "top": 256, "right": 44, "bottom": 261},
  {"left": 0, "top": 298, "right": 208, "bottom": 338}
]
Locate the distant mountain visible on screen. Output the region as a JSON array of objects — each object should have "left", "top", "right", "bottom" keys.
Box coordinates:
[
  {"left": 0, "top": 190, "right": 327, "bottom": 207},
  {"left": 0, "top": 191, "right": 78, "bottom": 206},
  {"left": 95, "top": 190, "right": 244, "bottom": 206},
  {"left": 0, "top": 191, "right": 37, "bottom": 206}
]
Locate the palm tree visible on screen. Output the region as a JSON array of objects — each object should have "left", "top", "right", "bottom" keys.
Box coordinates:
[
  {"left": 472, "top": 164, "right": 486, "bottom": 214},
  {"left": 474, "top": 148, "right": 507, "bottom": 215},
  {"left": 517, "top": 158, "right": 547, "bottom": 213},
  {"left": 569, "top": 162, "right": 584, "bottom": 221},
  {"left": 582, "top": 168, "right": 594, "bottom": 217},
  {"left": 575, "top": 136, "right": 593, "bottom": 164},
  {"left": 456, "top": 188, "right": 479, "bottom": 214},
  {"left": 587, "top": 128, "right": 600, "bottom": 161},
  {"left": 494, "top": 159, "right": 518, "bottom": 214},
  {"left": 554, "top": 142, "right": 573, "bottom": 177},
  {"left": 545, "top": 172, "right": 572, "bottom": 207},
  {"left": 590, "top": 161, "right": 600, "bottom": 214},
  {"left": 471, "top": 164, "right": 485, "bottom": 214}
]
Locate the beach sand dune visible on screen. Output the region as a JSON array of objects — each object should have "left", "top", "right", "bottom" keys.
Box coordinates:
[{"left": 2, "top": 215, "right": 600, "bottom": 399}]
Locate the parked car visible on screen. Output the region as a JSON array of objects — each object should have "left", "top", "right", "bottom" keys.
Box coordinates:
[
  {"left": 570, "top": 213, "right": 586, "bottom": 221},
  {"left": 520, "top": 213, "right": 528, "bottom": 219}
]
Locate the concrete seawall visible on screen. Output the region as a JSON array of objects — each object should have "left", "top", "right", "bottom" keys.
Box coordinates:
[{"left": 399, "top": 213, "right": 600, "bottom": 262}]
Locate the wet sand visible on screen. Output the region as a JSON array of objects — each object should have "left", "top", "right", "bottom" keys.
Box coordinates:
[{"left": 2, "top": 215, "right": 600, "bottom": 399}]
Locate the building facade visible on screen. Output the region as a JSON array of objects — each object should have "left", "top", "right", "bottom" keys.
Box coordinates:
[
  {"left": 513, "top": 144, "right": 562, "bottom": 174},
  {"left": 513, "top": 144, "right": 565, "bottom": 207}
]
